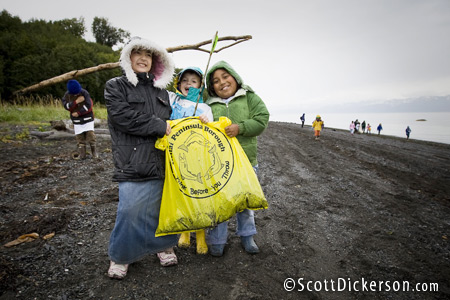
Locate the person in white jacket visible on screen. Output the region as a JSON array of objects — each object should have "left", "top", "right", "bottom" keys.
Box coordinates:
[
  {"left": 168, "top": 67, "right": 212, "bottom": 255},
  {"left": 168, "top": 66, "right": 213, "bottom": 122}
]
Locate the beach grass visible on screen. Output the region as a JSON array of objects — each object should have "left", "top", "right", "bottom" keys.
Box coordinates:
[{"left": 0, "top": 95, "right": 107, "bottom": 124}]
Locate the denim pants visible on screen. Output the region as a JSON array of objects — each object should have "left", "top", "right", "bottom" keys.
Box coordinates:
[
  {"left": 206, "top": 209, "right": 257, "bottom": 245},
  {"left": 206, "top": 166, "right": 259, "bottom": 245},
  {"left": 108, "top": 180, "right": 177, "bottom": 264}
]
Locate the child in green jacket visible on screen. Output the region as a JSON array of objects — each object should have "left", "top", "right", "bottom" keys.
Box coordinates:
[{"left": 205, "top": 60, "right": 270, "bottom": 257}]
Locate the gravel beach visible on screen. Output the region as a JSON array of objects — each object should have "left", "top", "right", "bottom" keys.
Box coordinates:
[{"left": 1, "top": 120, "right": 449, "bottom": 300}]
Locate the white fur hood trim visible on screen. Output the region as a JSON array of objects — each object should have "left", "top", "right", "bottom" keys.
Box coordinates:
[{"left": 120, "top": 38, "right": 174, "bottom": 88}]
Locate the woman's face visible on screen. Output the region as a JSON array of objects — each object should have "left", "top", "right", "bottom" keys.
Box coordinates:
[
  {"left": 212, "top": 69, "right": 238, "bottom": 99},
  {"left": 130, "top": 49, "right": 152, "bottom": 73}
]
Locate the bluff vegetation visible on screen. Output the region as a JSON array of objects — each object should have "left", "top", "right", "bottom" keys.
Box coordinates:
[{"left": 0, "top": 10, "right": 131, "bottom": 103}]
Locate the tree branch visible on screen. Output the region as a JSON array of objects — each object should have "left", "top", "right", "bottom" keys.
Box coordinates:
[
  {"left": 14, "top": 35, "right": 252, "bottom": 95},
  {"left": 166, "top": 35, "right": 252, "bottom": 53},
  {"left": 14, "top": 63, "right": 120, "bottom": 95}
]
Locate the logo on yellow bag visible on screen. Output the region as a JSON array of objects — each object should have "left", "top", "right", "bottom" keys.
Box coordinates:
[{"left": 168, "top": 118, "right": 234, "bottom": 198}]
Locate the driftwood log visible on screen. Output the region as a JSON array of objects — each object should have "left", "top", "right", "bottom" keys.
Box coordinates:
[
  {"left": 30, "top": 131, "right": 55, "bottom": 138},
  {"left": 14, "top": 35, "right": 252, "bottom": 95}
]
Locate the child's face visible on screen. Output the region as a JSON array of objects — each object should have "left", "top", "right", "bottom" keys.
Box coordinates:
[
  {"left": 179, "top": 72, "right": 201, "bottom": 96},
  {"left": 212, "top": 69, "right": 238, "bottom": 99},
  {"left": 130, "top": 49, "right": 152, "bottom": 73}
]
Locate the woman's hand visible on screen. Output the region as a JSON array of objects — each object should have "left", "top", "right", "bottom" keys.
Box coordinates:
[
  {"left": 165, "top": 122, "right": 172, "bottom": 136},
  {"left": 225, "top": 124, "right": 239, "bottom": 138}
]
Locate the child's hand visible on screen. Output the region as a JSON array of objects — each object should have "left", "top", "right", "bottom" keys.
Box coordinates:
[
  {"left": 225, "top": 124, "right": 239, "bottom": 138},
  {"left": 75, "top": 96, "right": 85, "bottom": 104},
  {"left": 72, "top": 112, "right": 79, "bottom": 117},
  {"left": 199, "top": 114, "right": 209, "bottom": 124},
  {"left": 165, "top": 122, "right": 172, "bottom": 136}
]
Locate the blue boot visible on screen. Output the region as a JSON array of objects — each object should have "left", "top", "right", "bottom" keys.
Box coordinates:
[
  {"left": 209, "top": 244, "right": 225, "bottom": 257},
  {"left": 241, "top": 235, "right": 260, "bottom": 254}
]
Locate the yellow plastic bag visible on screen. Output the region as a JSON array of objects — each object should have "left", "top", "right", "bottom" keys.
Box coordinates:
[{"left": 155, "top": 117, "right": 267, "bottom": 236}]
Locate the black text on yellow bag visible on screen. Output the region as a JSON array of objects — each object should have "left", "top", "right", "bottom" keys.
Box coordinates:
[{"left": 155, "top": 117, "right": 267, "bottom": 236}]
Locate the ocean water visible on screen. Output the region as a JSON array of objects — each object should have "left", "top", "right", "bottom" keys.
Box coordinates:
[{"left": 270, "top": 112, "right": 450, "bottom": 145}]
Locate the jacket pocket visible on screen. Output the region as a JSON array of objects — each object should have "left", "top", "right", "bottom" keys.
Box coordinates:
[
  {"left": 127, "top": 94, "right": 145, "bottom": 111},
  {"left": 134, "top": 144, "right": 162, "bottom": 177}
]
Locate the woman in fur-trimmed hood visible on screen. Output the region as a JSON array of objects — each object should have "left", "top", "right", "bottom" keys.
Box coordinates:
[
  {"left": 105, "top": 36, "right": 175, "bottom": 182},
  {"left": 104, "top": 37, "right": 178, "bottom": 279},
  {"left": 119, "top": 37, "right": 174, "bottom": 88}
]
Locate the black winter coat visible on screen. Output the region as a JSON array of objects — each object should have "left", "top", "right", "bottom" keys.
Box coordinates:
[
  {"left": 62, "top": 89, "right": 94, "bottom": 125},
  {"left": 105, "top": 73, "right": 172, "bottom": 182}
]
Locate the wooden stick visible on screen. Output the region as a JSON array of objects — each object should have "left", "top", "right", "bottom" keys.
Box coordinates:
[
  {"left": 14, "top": 35, "right": 252, "bottom": 95},
  {"left": 14, "top": 62, "right": 120, "bottom": 95}
]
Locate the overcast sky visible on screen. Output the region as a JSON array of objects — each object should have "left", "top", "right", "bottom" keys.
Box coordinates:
[{"left": 2, "top": 0, "right": 450, "bottom": 117}]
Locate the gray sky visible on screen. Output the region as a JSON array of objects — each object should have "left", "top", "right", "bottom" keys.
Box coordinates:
[{"left": 2, "top": 0, "right": 450, "bottom": 116}]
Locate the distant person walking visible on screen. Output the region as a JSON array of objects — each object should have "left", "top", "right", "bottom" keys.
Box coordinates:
[
  {"left": 367, "top": 124, "right": 372, "bottom": 134},
  {"left": 349, "top": 121, "right": 355, "bottom": 135},
  {"left": 355, "top": 119, "right": 360, "bottom": 133},
  {"left": 300, "top": 113, "right": 305, "bottom": 128},
  {"left": 312, "top": 115, "right": 324, "bottom": 140},
  {"left": 406, "top": 126, "right": 411, "bottom": 140},
  {"left": 377, "top": 123, "right": 383, "bottom": 135},
  {"left": 361, "top": 120, "right": 366, "bottom": 133}
]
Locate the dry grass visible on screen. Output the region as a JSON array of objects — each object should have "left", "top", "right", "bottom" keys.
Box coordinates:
[{"left": 0, "top": 95, "right": 107, "bottom": 124}]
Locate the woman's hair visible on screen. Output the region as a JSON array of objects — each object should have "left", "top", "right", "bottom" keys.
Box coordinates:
[{"left": 131, "top": 47, "right": 153, "bottom": 56}]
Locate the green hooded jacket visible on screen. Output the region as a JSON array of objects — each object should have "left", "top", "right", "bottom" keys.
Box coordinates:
[{"left": 206, "top": 61, "right": 270, "bottom": 166}]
